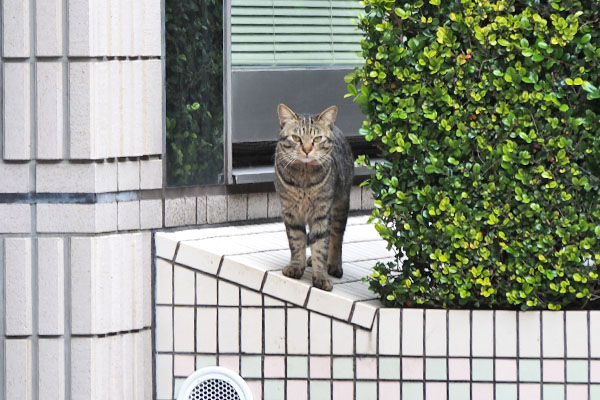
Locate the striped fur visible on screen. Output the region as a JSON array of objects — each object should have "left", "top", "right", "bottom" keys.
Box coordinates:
[{"left": 274, "top": 104, "right": 354, "bottom": 291}]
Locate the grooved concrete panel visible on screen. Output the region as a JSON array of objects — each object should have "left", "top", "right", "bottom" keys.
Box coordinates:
[
  {"left": 2, "top": 0, "right": 30, "bottom": 57},
  {"left": 142, "top": 0, "right": 162, "bottom": 56},
  {"left": 36, "top": 0, "right": 64, "bottom": 56},
  {"left": 69, "top": 62, "right": 94, "bottom": 158},
  {"left": 38, "top": 237, "right": 65, "bottom": 335},
  {"left": 4, "top": 238, "right": 33, "bottom": 335},
  {"left": 5, "top": 339, "right": 32, "bottom": 400},
  {"left": 3, "top": 62, "right": 31, "bottom": 160},
  {"left": 38, "top": 339, "right": 66, "bottom": 398},
  {"left": 143, "top": 60, "right": 163, "bottom": 155},
  {"left": 0, "top": 204, "right": 31, "bottom": 233},
  {"left": 37, "top": 203, "right": 117, "bottom": 233},
  {"left": 0, "top": 163, "right": 31, "bottom": 193},
  {"left": 37, "top": 62, "right": 64, "bottom": 159},
  {"left": 68, "top": 0, "right": 92, "bottom": 56}
]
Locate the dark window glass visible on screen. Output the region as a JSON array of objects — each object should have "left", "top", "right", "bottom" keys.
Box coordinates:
[{"left": 165, "top": 0, "right": 224, "bottom": 186}]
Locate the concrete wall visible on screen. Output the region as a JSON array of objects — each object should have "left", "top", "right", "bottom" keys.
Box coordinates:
[{"left": 0, "top": 0, "right": 160, "bottom": 398}]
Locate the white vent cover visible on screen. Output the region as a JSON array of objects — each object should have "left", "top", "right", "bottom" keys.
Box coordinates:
[{"left": 176, "top": 367, "right": 253, "bottom": 400}]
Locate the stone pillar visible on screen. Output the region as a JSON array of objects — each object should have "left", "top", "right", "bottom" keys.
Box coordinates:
[{"left": 1, "top": 0, "right": 162, "bottom": 398}]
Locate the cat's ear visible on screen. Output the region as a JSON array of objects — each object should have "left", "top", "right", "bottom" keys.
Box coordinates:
[
  {"left": 277, "top": 104, "right": 298, "bottom": 128},
  {"left": 317, "top": 105, "right": 338, "bottom": 129}
]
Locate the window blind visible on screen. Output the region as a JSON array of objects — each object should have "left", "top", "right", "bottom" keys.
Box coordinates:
[{"left": 231, "top": 0, "right": 363, "bottom": 66}]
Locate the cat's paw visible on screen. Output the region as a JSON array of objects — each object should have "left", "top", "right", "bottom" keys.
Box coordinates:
[
  {"left": 327, "top": 264, "right": 343, "bottom": 278},
  {"left": 306, "top": 256, "right": 312, "bottom": 267},
  {"left": 312, "top": 277, "right": 333, "bottom": 291},
  {"left": 283, "top": 265, "right": 304, "bottom": 279}
]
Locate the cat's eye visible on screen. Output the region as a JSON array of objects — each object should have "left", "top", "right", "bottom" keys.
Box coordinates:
[
  {"left": 313, "top": 136, "right": 322, "bottom": 143},
  {"left": 291, "top": 135, "right": 301, "bottom": 143}
]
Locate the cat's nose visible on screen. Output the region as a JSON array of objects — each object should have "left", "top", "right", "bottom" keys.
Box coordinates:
[{"left": 302, "top": 144, "right": 312, "bottom": 154}]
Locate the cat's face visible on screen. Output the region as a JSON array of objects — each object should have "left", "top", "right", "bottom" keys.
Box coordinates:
[{"left": 276, "top": 104, "right": 338, "bottom": 164}]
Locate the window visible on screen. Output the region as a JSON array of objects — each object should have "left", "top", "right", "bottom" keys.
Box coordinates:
[
  {"left": 231, "top": 0, "right": 363, "bottom": 66},
  {"left": 166, "top": 0, "right": 364, "bottom": 186}
]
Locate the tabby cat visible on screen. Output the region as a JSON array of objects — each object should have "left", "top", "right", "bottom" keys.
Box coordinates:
[{"left": 274, "top": 104, "right": 354, "bottom": 291}]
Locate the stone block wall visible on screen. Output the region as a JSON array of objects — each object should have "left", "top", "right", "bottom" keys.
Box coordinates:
[{"left": 1, "top": 0, "right": 161, "bottom": 398}]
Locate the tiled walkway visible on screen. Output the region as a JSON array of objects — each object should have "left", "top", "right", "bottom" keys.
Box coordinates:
[{"left": 155, "top": 214, "right": 393, "bottom": 329}]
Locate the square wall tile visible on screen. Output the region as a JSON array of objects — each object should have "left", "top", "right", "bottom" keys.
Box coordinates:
[
  {"left": 196, "top": 308, "right": 217, "bottom": 353},
  {"left": 241, "top": 356, "right": 262, "bottom": 379},
  {"left": 332, "top": 320, "right": 354, "bottom": 355},
  {"left": 356, "top": 318, "right": 378, "bottom": 354},
  {"left": 471, "top": 383, "right": 494, "bottom": 400},
  {"left": 355, "top": 382, "right": 377, "bottom": 400},
  {"left": 543, "top": 384, "right": 565, "bottom": 400},
  {"left": 402, "top": 357, "right": 424, "bottom": 380},
  {"left": 496, "top": 384, "right": 517, "bottom": 400},
  {"left": 218, "top": 355, "right": 240, "bottom": 374},
  {"left": 287, "top": 380, "right": 308, "bottom": 400},
  {"left": 403, "top": 383, "right": 424, "bottom": 400},
  {"left": 426, "top": 310, "right": 447, "bottom": 356},
  {"left": 495, "top": 359, "right": 517, "bottom": 382},
  {"left": 196, "top": 355, "right": 217, "bottom": 369},
  {"left": 591, "top": 361, "right": 600, "bottom": 383},
  {"left": 155, "top": 354, "right": 173, "bottom": 399},
  {"left": 379, "top": 382, "right": 400, "bottom": 400},
  {"left": 519, "top": 311, "right": 541, "bottom": 357},
  {"left": 379, "top": 357, "right": 401, "bottom": 380},
  {"left": 592, "top": 313, "right": 600, "bottom": 357},
  {"left": 196, "top": 273, "right": 217, "bottom": 305},
  {"left": 264, "top": 356, "right": 285, "bottom": 378},
  {"left": 356, "top": 356, "right": 377, "bottom": 380},
  {"left": 566, "top": 360, "right": 588, "bottom": 383},
  {"left": 287, "top": 308, "right": 309, "bottom": 354},
  {"left": 402, "top": 309, "right": 424, "bottom": 356},
  {"left": 543, "top": 360, "right": 565, "bottom": 383},
  {"left": 264, "top": 380, "right": 284, "bottom": 400},
  {"left": 543, "top": 311, "right": 565, "bottom": 358},
  {"left": 519, "top": 384, "right": 541, "bottom": 400},
  {"left": 287, "top": 356, "right": 308, "bottom": 378},
  {"left": 426, "top": 382, "right": 447, "bottom": 400},
  {"left": 241, "top": 288, "right": 262, "bottom": 306},
  {"left": 472, "top": 311, "right": 494, "bottom": 357},
  {"left": 448, "top": 358, "right": 470, "bottom": 381},
  {"left": 495, "top": 311, "right": 517, "bottom": 357},
  {"left": 241, "top": 308, "right": 262, "bottom": 354},
  {"left": 173, "top": 355, "right": 195, "bottom": 377},
  {"left": 379, "top": 308, "right": 400, "bottom": 355},
  {"left": 448, "top": 310, "right": 470, "bottom": 357},
  {"left": 265, "top": 308, "right": 285, "bottom": 354},
  {"left": 218, "top": 308, "right": 239, "bottom": 353},
  {"left": 472, "top": 358, "right": 493, "bottom": 382},
  {"left": 566, "top": 311, "right": 588, "bottom": 358},
  {"left": 155, "top": 259, "right": 172, "bottom": 304},
  {"left": 155, "top": 306, "right": 172, "bottom": 352},
  {"left": 173, "top": 266, "right": 195, "bottom": 305},
  {"left": 519, "top": 359, "right": 541, "bottom": 382},
  {"left": 310, "top": 381, "right": 331, "bottom": 400},
  {"left": 218, "top": 280, "right": 240, "bottom": 306},
  {"left": 426, "top": 358, "right": 447, "bottom": 381},
  {"left": 566, "top": 384, "right": 588, "bottom": 400},
  {"left": 309, "top": 312, "right": 331, "bottom": 355},
  {"left": 310, "top": 356, "right": 331, "bottom": 379},
  {"left": 592, "top": 385, "right": 600, "bottom": 400},
  {"left": 333, "top": 381, "right": 354, "bottom": 400},
  {"left": 332, "top": 357, "right": 354, "bottom": 380},
  {"left": 449, "top": 383, "right": 471, "bottom": 400},
  {"left": 247, "top": 380, "right": 262, "bottom": 400}
]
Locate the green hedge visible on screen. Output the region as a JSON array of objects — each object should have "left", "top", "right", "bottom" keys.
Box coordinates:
[
  {"left": 165, "top": 0, "right": 224, "bottom": 186},
  {"left": 348, "top": 0, "right": 600, "bottom": 310}
]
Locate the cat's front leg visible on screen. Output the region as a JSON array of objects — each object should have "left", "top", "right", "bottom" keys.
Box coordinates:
[
  {"left": 308, "top": 214, "right": 333, "bottom": 291},
  {"left": 282, "top": 212, "right": 307, "bottom": 279}
]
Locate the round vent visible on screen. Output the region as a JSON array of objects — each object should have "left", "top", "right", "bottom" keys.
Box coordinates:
[{"left": 176, "top": 367, "right": 253, "bottom": 400}]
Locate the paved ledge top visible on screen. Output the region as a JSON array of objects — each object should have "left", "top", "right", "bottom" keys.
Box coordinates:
[{"left": 155, "top": 215, "right": 395, "bottom": 329}]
